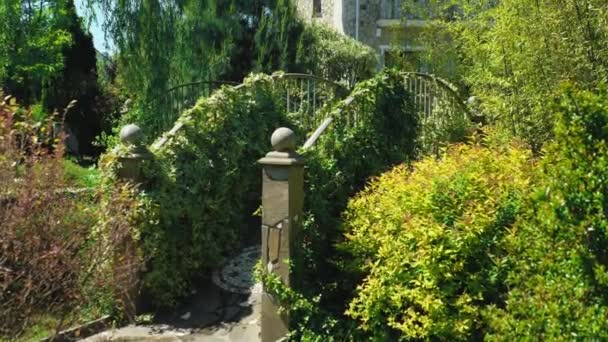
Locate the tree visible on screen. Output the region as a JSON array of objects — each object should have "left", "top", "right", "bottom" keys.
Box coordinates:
[
  {"left": 253, "top": 0, "right": 307, "bottom": 73},
  {"left": 87, "top": 0, "right": 312, "bottom": 138},
  {"left": 0, "top": 0, "right": 72, "bottom": 103},
  {"left": 45, "top": 0, "right": 102, "bottom": 155},
  {"left": 0, "top": 0, "right": 108, "bottom": 156},
  {"left": 408, "top": 0, "right": 608, "bottom": 149}
]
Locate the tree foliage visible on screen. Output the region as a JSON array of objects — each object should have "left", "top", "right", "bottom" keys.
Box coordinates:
[
  {"left": 90, "top": 0, "right": 283, "bottom": 137},
  {"left": 0, "top": 0, "right": 111, "bottom": 156},
  {"left": 0, "top": 0, "right": 72, "bottom": 102},
  {"left": 90, "top": 0, "right": 379, "bottom": 140},
  {"left": 409, "top": 0, "right": 608, "bottom": 149}
]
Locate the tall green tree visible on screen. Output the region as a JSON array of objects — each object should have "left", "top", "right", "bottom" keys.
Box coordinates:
[
  {"left": 0, "top": 0, "right": 118, "bottom": 156},
  {"left": 50, "top": 0, "right": 102, "bottom": 155},
  {"left": 88, "top": 0, "right": 312, "bottom": 138},
  {"left": 253, "top": 0, "right": 307, "bottom": 73},
  {"left": 0, "top": 0, "right": 72, "bottom": 103},
  {"left": 407, "top": 0, "right": 608, "bottom": 149}
]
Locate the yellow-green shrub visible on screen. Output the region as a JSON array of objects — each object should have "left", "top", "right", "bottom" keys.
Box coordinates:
[{"left": 342, "top": 142, "right": 535, "bottom": 340}]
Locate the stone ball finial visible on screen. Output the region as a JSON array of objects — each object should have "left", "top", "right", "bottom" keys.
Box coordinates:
[
  {"left": 271, "top": 127, "right": 297, "bottom": 152},
  {"left": 120, "top": 124, "right": 144, "bottom": 146}
]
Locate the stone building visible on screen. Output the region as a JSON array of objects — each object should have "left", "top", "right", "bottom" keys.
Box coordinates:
[{"left": 295, "top": 0, "right": 429, "bottom": 70}]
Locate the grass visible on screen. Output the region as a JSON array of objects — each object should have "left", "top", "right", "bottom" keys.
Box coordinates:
[{"left": 63, "top": 158, "right": 101, "bottom": 188}]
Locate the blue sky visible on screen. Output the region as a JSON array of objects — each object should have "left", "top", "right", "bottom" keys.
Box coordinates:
[{"left": 74, "top": 0, "right": 114, "bottom": 54}]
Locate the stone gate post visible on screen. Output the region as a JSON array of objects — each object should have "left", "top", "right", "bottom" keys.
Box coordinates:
[
  {"left": 258, "top": 127, "right": 304, "bottom": 342},
  {"left": 117, "top": 124, "right": 153, "bottom": 185},
  {"left": 114, "top": 124, "right": 153, "bottom": 319}
]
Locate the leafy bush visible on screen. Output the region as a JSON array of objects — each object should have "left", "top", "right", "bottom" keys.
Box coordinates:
[
  {"left": 0, "top": 97, "right": 141, "bottom": 340},
  {"left": 341, "top": 142, "right": 534, "bottom": 340},
  {"left": 299, "top": 24, "right": 378, "bottom": 87},
  {"left": 484, "top": 85, "right": 608, "bottom": 339},
  {"left": 100, "top": 73, "right": 295, "bottom": 305},
  {"left": 256, "top": 69, "right": 421, "bottom": 340},
  {"left": 418, "top": 0, "right": 608, "bottom": 149}
]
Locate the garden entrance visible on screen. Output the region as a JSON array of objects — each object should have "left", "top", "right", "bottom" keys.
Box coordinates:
[{"left": 90, "top": 70, "right": 470, "bottom": 341}]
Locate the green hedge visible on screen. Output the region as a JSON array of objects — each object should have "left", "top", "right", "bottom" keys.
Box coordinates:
[
  {"left": 342, "top": 142, "right": 534, "bottom": 340},
  {"left": 299, "top": 24, "right": 377, "bottom": 87}
]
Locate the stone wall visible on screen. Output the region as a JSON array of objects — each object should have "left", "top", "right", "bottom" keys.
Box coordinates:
[
  {"left": 295, "top": 0, "right": 426, "bottom": 66},
  {"left": 295, "top": 0, "right": 312, "bottom": 22}
]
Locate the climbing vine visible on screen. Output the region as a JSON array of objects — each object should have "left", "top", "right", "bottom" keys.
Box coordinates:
[
  {"left": 100, "top": 73, "right": 296, "bottom": 305},
  {"left": 98, "top": 69, "right": 470, "bottom": 311}
]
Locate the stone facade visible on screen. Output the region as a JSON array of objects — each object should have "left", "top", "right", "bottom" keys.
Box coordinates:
[{"left": 296, "top": 0, "right": 427, "bottom": 68}]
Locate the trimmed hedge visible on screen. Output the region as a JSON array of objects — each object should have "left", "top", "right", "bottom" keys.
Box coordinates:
[{"left": 299, "top": 24, "right": 378, "bottom": 87}]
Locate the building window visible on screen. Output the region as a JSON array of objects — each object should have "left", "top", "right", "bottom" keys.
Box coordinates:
[
  {"left": 381, "top": 0, "right": 400, "bottom": 19},
  {"left": 313, "top": 0, "right": 322, "bottom": 17}
]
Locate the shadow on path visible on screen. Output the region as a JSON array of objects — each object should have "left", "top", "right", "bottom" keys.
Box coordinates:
[{"left": 85, "top": 235, "right": 262, "bottom": 341}]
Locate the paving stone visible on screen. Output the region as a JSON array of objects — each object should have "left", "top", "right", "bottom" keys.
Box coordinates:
[
  {"left": 83, "top": 325, "right": 189, "bottom": 342},
  {"left": 85, "top": 246, "right": 262, "bottom": 341}
]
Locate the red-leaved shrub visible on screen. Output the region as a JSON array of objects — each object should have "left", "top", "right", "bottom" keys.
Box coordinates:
[{"left": 0, "top": 94, "right": 142, "bottom": 339}]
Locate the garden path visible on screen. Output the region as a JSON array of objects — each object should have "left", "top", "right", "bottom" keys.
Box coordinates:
[{"left": 84, "top": 246, "right": 262, "bottom": 342}]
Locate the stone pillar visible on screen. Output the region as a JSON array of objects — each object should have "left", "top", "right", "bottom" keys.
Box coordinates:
[
  {"left": 258, "top": 127, "right": 304, "bottom": 342},
  {"left": 117, "top": 124, "right": 153, "bottom": 185},
  {"left": 115, "top": 124, "right": 152, "bottom": 319}
]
